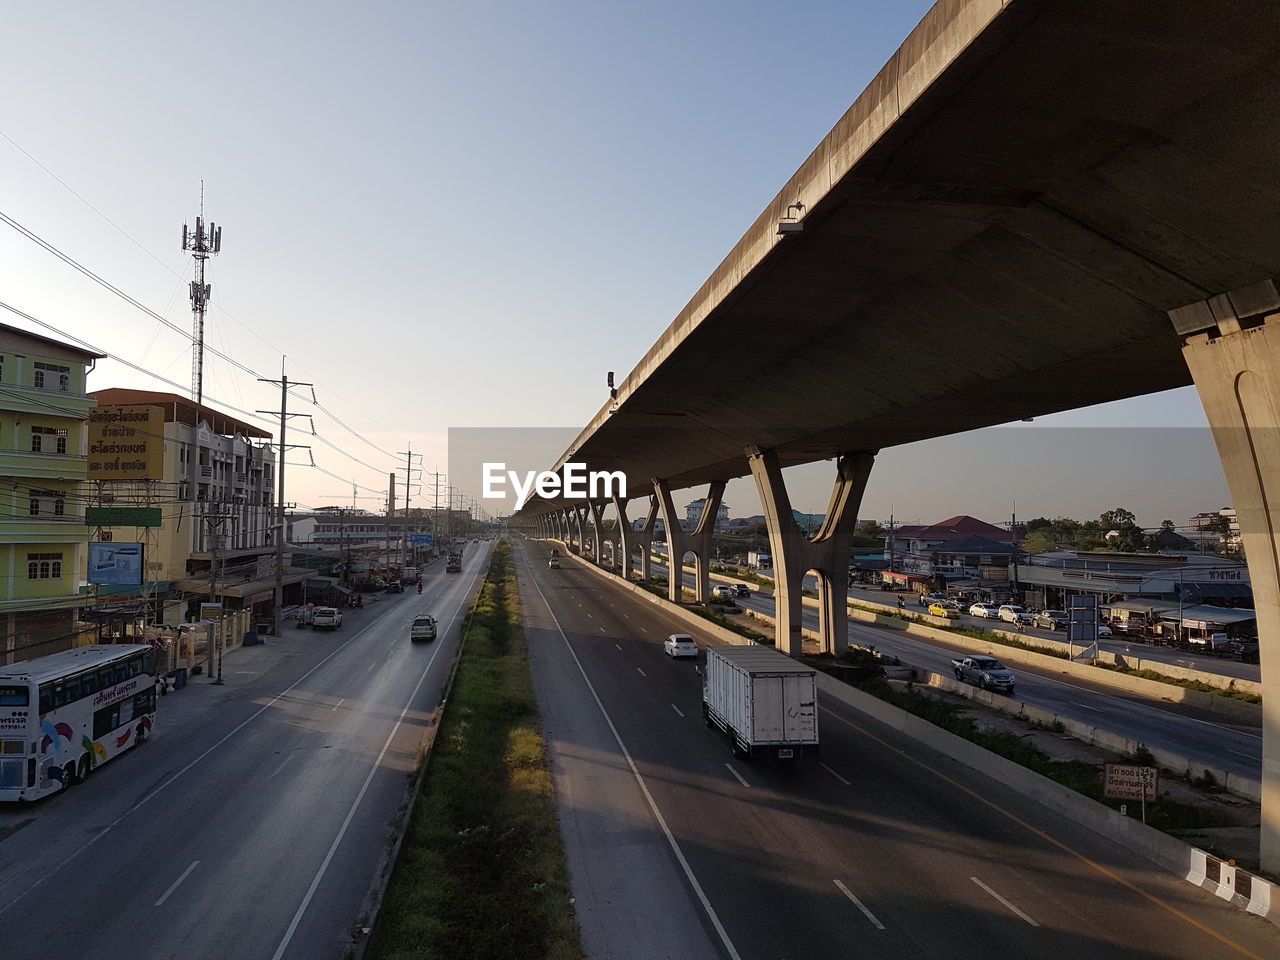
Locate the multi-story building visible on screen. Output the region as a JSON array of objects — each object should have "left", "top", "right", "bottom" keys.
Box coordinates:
[
  {"left": 684, "top": 498, "right": 730, "bottom": 528},
  {"left": 0, "top": 324, "right": 104, "bottom": 663},
  {"left": 87, "top": 389, "right": 288, "bottom": 626}
]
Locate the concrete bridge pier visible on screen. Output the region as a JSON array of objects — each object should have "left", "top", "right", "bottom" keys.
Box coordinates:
[
  {"left": 626, "top": 495, "right": 659, "bottom": 580},
  {"left": 1174, "top": 282, "right": 1280, "bottom": 873},
  {"left": 587, "top": 499, "right": 607, "bottom": 565},
  {"left": 654, "top": 479, "right": 725, "bottom": 604},
  {"left": 572, "top": 504, "right": 589, "bottom": 554},
  {"left": 748, "top": 448, "right": 875, "bottom": 657}
]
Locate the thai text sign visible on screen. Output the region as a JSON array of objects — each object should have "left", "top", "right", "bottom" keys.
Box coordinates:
[
  {"left": 88, "top": 404, "right": 164, "bottom": 480},
  {"left": 1103, "top": 763, "right": 1158, "bottom": 802}
]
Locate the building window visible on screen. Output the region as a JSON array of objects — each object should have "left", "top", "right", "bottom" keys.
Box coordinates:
[
  {"left": 30, "top": 427, "right": 68, "bottom": 454},
  {"left": 33, "top": 362, "right": 71, "bottom": 391},
  {"left": 27, "top": 553, "right": 63, "bottom": 580},
  {"left": 28, "top": 489, "right": 66, "bottom": 517},
  {"left": 100, "top": 531, "right": 113, "bottom": 542}
]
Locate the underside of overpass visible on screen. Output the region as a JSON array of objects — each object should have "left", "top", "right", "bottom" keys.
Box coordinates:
[{"left": 514, "top": 0, "right": 1280, "bottom": 873}]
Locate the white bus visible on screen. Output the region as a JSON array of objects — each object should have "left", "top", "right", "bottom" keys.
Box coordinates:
[{"left": 0, "top": 644, "right": 158, "bottom": 802}]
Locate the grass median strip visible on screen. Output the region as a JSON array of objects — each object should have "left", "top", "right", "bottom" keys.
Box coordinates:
[{"left": 365, "top": 540, "right": 584, "bottom": 960}]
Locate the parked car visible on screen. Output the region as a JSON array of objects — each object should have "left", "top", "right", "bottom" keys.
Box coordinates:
[
  {"left": 1034, "top": 610, "right": 1069, "bottom": 631},
  {"left": 928, "top": 602, "right": 961, "bottom": 619},
  {"left": 734, "top": 583, "right": 751, "bottom": 598},
  {"left": 1096, "top": 623, "right": 1113, "bottom": 638},
  {"left": 311, "top": 607, "right": 343, "bottom": 632},
  {"left": 386, "top": 581, "right": 404, "bottom": 594},
  {"left": 919, "top": 592, "right": 947, "bottom": 608},
  {"left": 998, "top": 604, "right": 1030, "bottom": 624},
  {"left": 663, "top": 634, "right": 698, "bottom": 659},
  {"left": 410, "top": 615, "right": 438, "bottom": 642},
  {"left": 968, "top": 603, "right": 1001, "bottom": 619},
  {"left": 711, "top": 584, "right": 736, "bottom": 599}
]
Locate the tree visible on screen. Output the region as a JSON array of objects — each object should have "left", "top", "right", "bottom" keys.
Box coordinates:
[
  {"left": 1021, "top": 530, "right": 1057, "bottom": 555},
  {"left": 1160, "top": 519, "right": 1176, "bottom": 531}
]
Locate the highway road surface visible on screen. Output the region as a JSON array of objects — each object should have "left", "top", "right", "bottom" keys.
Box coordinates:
[
  {"left": 0, "top": 542, "right": 492, "bottom": 960},
  {"left": 519, "top": 537, "right": 1279, "bottom": 960},
  {"left": 646, "top": 560, "right": 1263, "bottom": 783}
]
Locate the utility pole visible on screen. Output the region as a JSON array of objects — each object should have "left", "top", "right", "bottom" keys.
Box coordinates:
[
  {"left": 182, "top": 184, "right": 222, "bottom": 406},
  {"left": 386, "top": 472, "right": 396, "bottom": 572},
  {"left": 1010, "top": 501, "right": 1020, "bottom": 601},
  {"left": 256, "top": 365, "right": 312, "bottom": 639},
  {"left": 204, "top": 511, "right": 234, "bottom": 683},
  {"left": 397, "top": 445, "right": 422, "bottom": 574}
]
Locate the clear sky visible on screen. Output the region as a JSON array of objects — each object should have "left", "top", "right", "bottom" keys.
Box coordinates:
[{"left": 0, "top": 1, "right": 1227, "bottom": 528}]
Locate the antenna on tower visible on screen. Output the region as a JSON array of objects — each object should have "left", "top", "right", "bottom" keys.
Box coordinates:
[{"left": 182, "top": 180, "right": 223, "bottom": 406}]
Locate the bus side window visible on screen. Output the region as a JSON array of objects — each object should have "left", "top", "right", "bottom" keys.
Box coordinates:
[
  {"left": 38, "top": 685, "right": 52, "bottom": 713},
  {"left": 51, "top": 682, "right": 65, "bottom": 709},
  {"left": 127, "top": 657, "right": 141, "bottom": 678},
  {"left": 142, "top": 651, "right": 155, "bottom": 675},
  {"left": 96, "top": 667, "right": 111, "bottom": 691},
  {"left": 63, "top": 675, "right": 81, "bottom": 703},
  {"left": 112, "top": 663, "right": 128, "bottom": 686},
  {"left": 93, "top": 705, "right": 120, "bottom": 739}
]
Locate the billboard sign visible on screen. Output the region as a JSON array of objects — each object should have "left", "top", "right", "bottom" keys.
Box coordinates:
[
  {"left": 87, "top": 405, "right": 165, "bottom": 481},
  {"left": 409, "top": 534, "right": 433, "bottom": 544},
  {"left": 85, "top": 506, "right": 163, "bottom": 528},
  {"left": 88, "top": 542, "right": 144, "bottom": 586}
]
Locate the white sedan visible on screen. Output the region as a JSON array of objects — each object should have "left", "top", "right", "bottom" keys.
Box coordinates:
[
  {"left": 663, "top": 634, "right": 698, "bottom": 658},
  {"left": 969, "top": 603, "right": 1001, "bottom": 619}
]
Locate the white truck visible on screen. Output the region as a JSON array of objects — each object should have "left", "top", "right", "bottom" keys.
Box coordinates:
[
  {"left": 702, "top": 645, "right": 818, "bottom": 760},
  {"left": 746, "top": 550, "right": 771, "bottom": 570}
]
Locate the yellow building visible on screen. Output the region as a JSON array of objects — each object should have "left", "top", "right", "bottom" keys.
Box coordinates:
[{"left": 0, "top": 324, "right": 104, "bottom": 664}]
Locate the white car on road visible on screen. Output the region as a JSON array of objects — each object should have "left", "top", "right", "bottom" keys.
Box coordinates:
[
  {"left": 968, "top": 603, "right": 1001, "bottom": 619},
  {"left": 410, "top": 615, "right": 438, "bottom": 642},
  {"left": 311, "top": 607, "right": 343, "bottom": 631},
  {"left": 663, "top": 634, "right": 698, "bottom": 659},
  {"left": 711, "top": 584, "right": 735, "bottom": 599},
  {"left": 998, "top": 604, "right": 1030, "bottom": 624}
]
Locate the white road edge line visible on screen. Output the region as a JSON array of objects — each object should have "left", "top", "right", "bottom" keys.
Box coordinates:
[
  {"left": 671, "top": 703, "right": 685, "bottom": 718},
  {"left": 833, "top": 878, "right": 884, "bottom": 930},
  {"left": 330, "top": 698, "right": 345, "bottom": 713},
  {"left": 615, "top": 644, "right": 622, "bottom": 651},
  {"left": 970, "top": 875, "right": 1040, "bottom": 927},
  {"left": 155, "top": 860, "right": 200, "bottom": 907},
  {"left": 527, "top": 573, "right": 743, "bottom": 960},
  {"left": 636, "top": 667, "right": 647, "bottom": 677},
  {"left": 723, "top": 763, "right": 749, "bottom": 788},
  {"left": 820, "top": 762, "right": 851, "bottom": 786},
  {"left": 271, "top": 575, "right": 481, "bottom": 960}
]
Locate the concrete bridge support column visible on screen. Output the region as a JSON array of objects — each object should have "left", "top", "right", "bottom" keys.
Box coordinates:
[
  {"left": 587, "top": 499, "right": 607, "bottom": 565},
  {"left": 629, "top": 495, "right": 659, "bottom": 580},
  {"left": 1173, "top": 284, "right": 1280, "bottom": 873},
  {"left": 653, "top": 479, "right": 725, "bottom": 604},
  {"left": 613, "top": 497, "right": 634, "bottom": 579},
  {"left": 573, "top": 504, "right": 590, "bottom": 555},
  {"left": 747, "top": 448, "right": 875, "bottom": 657},
  {"left": 560, "top": 507, "right": 574, "bottom": 549}
]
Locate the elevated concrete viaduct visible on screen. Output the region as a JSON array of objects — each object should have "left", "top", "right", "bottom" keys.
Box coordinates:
[{"left": 513, "top": 0, "right": 1280, "bottom": 870}]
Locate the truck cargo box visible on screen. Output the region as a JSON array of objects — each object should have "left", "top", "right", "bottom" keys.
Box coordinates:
[{"left": 702, "top": 645, "right": 818, "bottom": 759}]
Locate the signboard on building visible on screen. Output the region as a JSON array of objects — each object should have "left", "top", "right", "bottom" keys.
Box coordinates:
[
  {"left": 1103, "top": 763, "right": 1158, "bottom": 802},
  {"left": 199, "top": 602, "right": 223, "bottom": 620},
  {"left": 88, "top": 542, "right": 144, "bottom": 585},
  {"left": 85, "top": 506, "right": 163, "bottom": 528},
  {"left": 87, "top": 404, "right": 165, "bottom": 480},
  {"left": 409, "top": 534, "right": 433, "bottom": 544}
]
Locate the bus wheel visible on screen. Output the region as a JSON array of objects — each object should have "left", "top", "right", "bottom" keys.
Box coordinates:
[
  {"left": 76, "top": 755, "right": 90, "bottom": 783},
  {"left": 135, "top": 726, "right": 148, "bottom": 746},
  {"left": 63, "top": 762, "right": 77, "bottom": 787}
]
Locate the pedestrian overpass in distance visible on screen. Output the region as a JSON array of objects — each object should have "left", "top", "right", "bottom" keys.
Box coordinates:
[{"left": 513, "top": 0, "right": 1280, "bottom": 871}]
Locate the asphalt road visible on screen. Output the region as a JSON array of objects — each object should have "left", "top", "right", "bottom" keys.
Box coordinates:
[
  {"left": 518, "top": 537, "right": 1280, "bottom": 960},
  {"left": 0, "top": 542, "right": 492, "bottom": 960},
  {"left": 647, "top": 561, "right": 1263, "bottom": 782}
]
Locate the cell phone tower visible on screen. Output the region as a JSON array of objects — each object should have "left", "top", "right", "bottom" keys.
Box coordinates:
[{"left": 181, "top": 182, "right": 222, "bottom": 406}]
